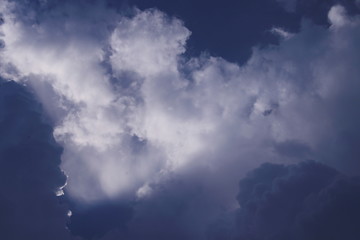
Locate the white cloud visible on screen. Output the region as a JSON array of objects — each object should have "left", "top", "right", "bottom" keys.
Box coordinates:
[
  {"left": 328, "top": 5, "right": 349, "bottom": 28},
  {"left": 1, "top": 1, "right": 360, "bottom": 209},
  {"left": 110, "top": 9, "right": 190, "bottom": 78}
]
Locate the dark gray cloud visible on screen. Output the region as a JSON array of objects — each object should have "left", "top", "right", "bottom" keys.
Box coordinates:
[{"left": 209, "top": 160, "right": 360, "bottom": 240}]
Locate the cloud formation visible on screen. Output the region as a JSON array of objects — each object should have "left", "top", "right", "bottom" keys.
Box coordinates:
[
  {"left": 1, "top": 0, "right": 360, "bottom": 239},
  {"left": 1, "top": 0, "right": 360, "bottom": 199}
]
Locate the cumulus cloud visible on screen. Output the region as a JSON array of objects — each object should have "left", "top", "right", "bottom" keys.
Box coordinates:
[
  {"left": 0, "top": 1, "right": 167, "bottom": 203},
  {"left": 1, "top": 0, "right": 360, "bottom": 238}
]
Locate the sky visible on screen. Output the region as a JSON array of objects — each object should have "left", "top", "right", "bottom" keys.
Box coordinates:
[{"left": 0, "top": 0, "right": 360, "bottom": 239}]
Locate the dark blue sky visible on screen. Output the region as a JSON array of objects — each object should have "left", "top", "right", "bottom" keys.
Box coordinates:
[
  {"left": 112, "top": 0, "right": 301, "bottom": 63},
  {"left": 1, "top": 0, "right": 360, "bottom": 239}
]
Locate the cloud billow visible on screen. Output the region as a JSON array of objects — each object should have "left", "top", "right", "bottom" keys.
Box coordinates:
[{"left": 0, "top": 0, "right": 360, "bottom": 239}]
